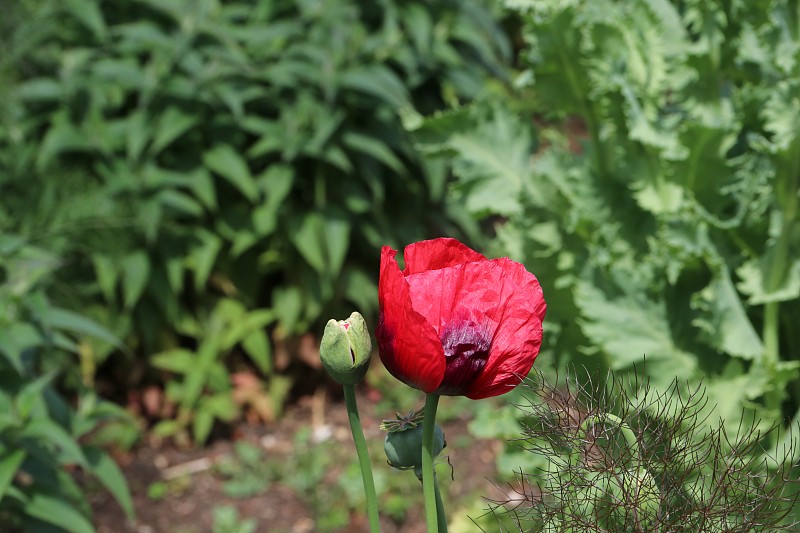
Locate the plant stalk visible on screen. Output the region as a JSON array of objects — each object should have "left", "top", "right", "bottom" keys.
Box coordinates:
[
  {"left": 343, "top": 384, "right": 381, "bottom": 533},
  {"left": 422, "top": 393, "right": 441, "bottom": 533},
  {"left": 434, "top": 475, "right": 448, "bottom": 533}
]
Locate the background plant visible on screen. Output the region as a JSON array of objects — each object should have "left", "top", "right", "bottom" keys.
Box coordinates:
[
  {"left": 409, "top": 0, "right": 800, "bottom": 526},
  {"left": 419, "top": 0, "right": 800, "bottom": 440},
  {"left": 0, "top": 237, "right": 134, "bottom": 532},
  {"left": 0, "top": 0, "right": 513, "bottom": 527},
  {"left": 3, "top": 0, "right": 799, "bottom": 529},
  {"left": 0, "top": 0, "right": 510, "bottom": 443},
  {"left": 488, "top": 368, "right": 799, "bottom": 531}
]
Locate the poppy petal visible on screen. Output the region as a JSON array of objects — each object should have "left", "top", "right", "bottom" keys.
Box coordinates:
[
  {"left": 402, "top": 238, "right": 486, "bottom": 275},
  {"left": 465, "top": 259, "right": 546, "bottom": 399},
  {"left": 404, "top": 259, "right": 521, "bottom": 336},
  {"left": 377, "top": 246, "right": 445, "bottom": 393}
]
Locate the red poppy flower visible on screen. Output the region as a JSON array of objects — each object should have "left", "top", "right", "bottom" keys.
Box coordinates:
[{"left": 376, "top": 238, "right": 546, "bottom": 400}]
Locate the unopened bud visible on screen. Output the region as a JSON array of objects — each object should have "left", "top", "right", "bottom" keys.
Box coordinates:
[
  {"left": 382, "top": 409, "right": 446, "bottom": 477},
  {"left": 320, "top": 312, "right": 372, "bottom": 385}
]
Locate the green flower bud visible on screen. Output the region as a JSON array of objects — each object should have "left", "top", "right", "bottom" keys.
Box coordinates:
[
  {"left": 320, "top": 312, "right": 372, "bottom": 385},
  {"left": 631, "top": 467, "right": 661, "bottom": 522},
  {"left": 382, "top": 409, "right": 446, "bottom": 474}
]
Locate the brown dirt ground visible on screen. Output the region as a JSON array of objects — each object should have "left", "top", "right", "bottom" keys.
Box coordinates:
[{"left": 89, "top": 385, "right": 507, "bottom": 533}]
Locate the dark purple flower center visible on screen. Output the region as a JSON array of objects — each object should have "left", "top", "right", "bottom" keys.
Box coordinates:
[{"left": 435, "top": 321, "right": 491, "bottom": 396}]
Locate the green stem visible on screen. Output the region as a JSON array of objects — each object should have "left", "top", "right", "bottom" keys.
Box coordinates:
[
  {"left": 434, "top": 476, "right": 448, "bottom": 533},
  {"left": 762, "top": 144, "right": 799, "bottom": 416},
  {"left": 343, "top": 384, "right": 381, "bottom": 533},
  {"left": 422, "top": 393, "right": 441, "bottom": 533},
  {"left": 578, "top": 412, "right": 639, "bottom": 453}
]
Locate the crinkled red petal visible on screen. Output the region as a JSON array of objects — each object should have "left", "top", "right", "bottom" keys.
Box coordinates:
[
  {"left": 402, "top": 238, "right": 485, "bottom": 275},
  {"left": 376, "top": 246, "right": 445, "bottom": 393},
  {"left": 465, "top": 258, "right": 546, "bottom": 399},
  {"left": 402, "top": 257, "right": 545, "bottom": 398}
]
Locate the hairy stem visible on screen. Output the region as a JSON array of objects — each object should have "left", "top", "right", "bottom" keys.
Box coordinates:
[
  {"left": 343, "top": 384, "right": 381, "bottom": 533},
  {"left": 434, "top": 476, "right": 448, "bottom": 533},
  {"left": 422, "top": 393, "right": 441, "bottom": 533}
]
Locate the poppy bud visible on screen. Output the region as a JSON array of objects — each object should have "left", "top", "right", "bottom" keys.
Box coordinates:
[
  {"left": 320, "top": 312, "right": 372, "bottom": 385},
  {"left": 383, "top": 411, "right": 446, "bottom": 476}
]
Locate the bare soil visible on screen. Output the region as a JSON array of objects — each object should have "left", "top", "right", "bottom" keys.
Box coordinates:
[{"left": 90, "top": 386, "right": 504, "bottom": 533}]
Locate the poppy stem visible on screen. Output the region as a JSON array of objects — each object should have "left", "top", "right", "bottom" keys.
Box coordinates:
[
  {"left": 343, "top": 384, "right": 381, "bottom": 533},
  {"left": 422, "top": 393, "right": 442, "bottom": 532},
  {"left": 434, "top": 475, "right": 448, "bottom": 533}
]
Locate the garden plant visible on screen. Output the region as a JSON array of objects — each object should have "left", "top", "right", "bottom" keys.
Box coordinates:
[
  {"left": 321, "top": 239, "right": 800, "bottom": 532},
  {"left": 1, "top": 0, "right": 800, "bottom": 530}
]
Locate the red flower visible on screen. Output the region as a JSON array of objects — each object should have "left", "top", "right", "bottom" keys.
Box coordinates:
[{"left": 377, "top": 238, "right": 546, "bottom": 399}]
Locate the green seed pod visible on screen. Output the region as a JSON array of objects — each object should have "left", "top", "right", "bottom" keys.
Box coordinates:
[
  {"left": 319, "top": 312, "right": 372, "bottom": 385},
  {"left": 384, "top": 423, "right": 446, "bottom": 471}
]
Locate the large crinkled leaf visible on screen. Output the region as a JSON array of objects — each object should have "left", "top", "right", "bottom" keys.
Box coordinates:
[
  {"left": 737, "top": 257, "right": 800, "bottom": 304},
  {"left": 575, "top": 281, "right": 697, "bottom": 382},
  {"left": 447, "top": 106, "right": 531, "bottom": 217},
  {"left": 691, "top": 267, "right": 763, "bottom": 359},
  {"left": 761, "top": 80, "right": 800, "bottom": 153}
]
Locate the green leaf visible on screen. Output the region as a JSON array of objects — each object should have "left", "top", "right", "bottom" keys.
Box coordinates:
[
  {"left": 188, "top": 167, "right": 218, "bottom": 211},
  {"left": 241, "top": 329, "right": 272, "bottom": 374},
  {"left": 39, "top": 308, "right": 123, "bottom": 349},
  {"left": 447, "top": 106, "right": 531, "bottom": 217},
  {"left": 575, "top": 281, "right": 697, "bottom": 383},
  {"left": 20, "top": 419, "right": 87, "bottom": 467},
  {"left": 190, "top": 231, "right": 222, "bottom": 291},
  {"left": 158, "top": 189, "right": 204, "bottom": 217},
  {"left": 15, "top": 370, "right": 58, "bottom": 420},
  {"left": 64, "top": 0, "right": 107, "bottom": 39},
  {"left": 152, "top": 419, "right": 183, "bottom": 438},
  {"left": 632, "top": 181, "right": 684, "bottom": 215},
  {"left": 341, "top": 132, "right": 403, "bottom": 174},
  {"left": 181, "top": 341, "right": 219, "bottom": 410},
  {"left": 15, "top": 79, "right": 62, "bottom": 102},
  {"left": 737, "top": 258, "right": 800, "bottom": 304},
  {"left": 0, "top": 449, "right": 26, "bottom": 499},
  {"left": 203, "top": 144, "right": 259, "bottom": 202},
  {"left": 288, "top": 211, "right": 350, "bottom": 276},
  {"left": 0, "top": 324, "right": 41, "bottom": 374},
  {"left": 691, "top": 268, "right": 763, "bottom": 360},
  {"left": 92, "top": 255, "right": 119, "bottom": 303},
  {"left": 192, "top": 409, "right": 215, "bottom": 446},
  {"left": 121, "top": 251, "right": 150, "bottom": 310},
  {"left": 24, "top": 492, "right": 94, "bottom": 533},
  {"left": 151, "top": 349, "right": 195, "bottom": 374},
  {"left": 36, "top": 120, "right": 92, "bottom": 170},
  {"left": 125, "top": 110, "right": 150, "bottom": 162},
  {"left": 150, "top": 107, "right": 200, "bottom": 156},
  {"left": 272, "top": 286, "right": 302, "bottom": 334},
  {"left": 83, "top": 447, "right": 134, "bottom": 520},
  {"left": 339, "top": 66, "right": 410, "bottom": 109}
]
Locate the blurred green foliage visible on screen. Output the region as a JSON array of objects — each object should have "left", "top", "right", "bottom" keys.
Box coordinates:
[
  {"left": 426, "top": 0, "right": 800, "bottom": 430},
  {"left": 2, "top": 0, "right": 799, "bottom": 529},
  {"left": 0, "top": 237, "right": 135, "bottom": 531},
  {"left": 0, "top": 0, "right": 510, "bottom": 528},
  {"left": 0, "top": 0, "right": 509, "bottom": 432},
  {"left": 422, "top": 0, "right": 800, "bottom": 525}
]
